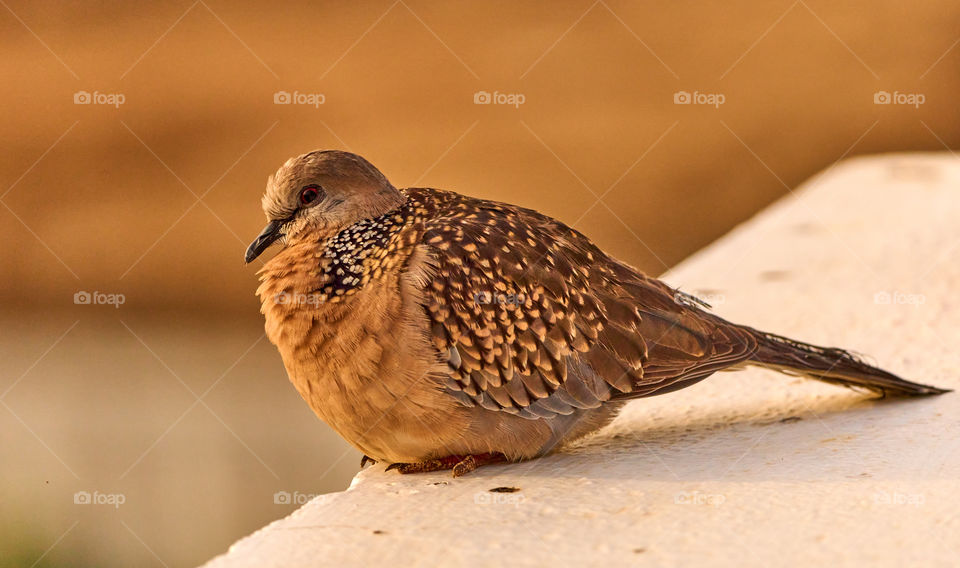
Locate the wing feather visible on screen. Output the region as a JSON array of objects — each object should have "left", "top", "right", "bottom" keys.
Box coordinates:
[{"left": 407, "top": 188, "right": 758, "bottom": 418}]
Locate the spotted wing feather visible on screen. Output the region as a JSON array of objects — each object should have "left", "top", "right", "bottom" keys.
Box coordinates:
[{"left": 411, "top": 188, "right": 758, "bottom": 419}]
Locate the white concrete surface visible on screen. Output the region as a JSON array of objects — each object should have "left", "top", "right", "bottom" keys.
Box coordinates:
[{"left": 203, "top": 154, "right": 960, "bottom": 568}]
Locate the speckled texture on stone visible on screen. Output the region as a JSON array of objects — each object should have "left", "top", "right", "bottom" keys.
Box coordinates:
[{"left": 203, "top": 154, "right": 960, "bottom": 568}]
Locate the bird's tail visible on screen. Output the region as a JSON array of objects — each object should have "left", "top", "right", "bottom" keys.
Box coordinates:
[{"left": 744, "top": 327, "right": 949, "bottom": 397}]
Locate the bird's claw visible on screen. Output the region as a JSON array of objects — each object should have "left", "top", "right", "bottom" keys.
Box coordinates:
[{"left": 385, "top": 453, "right": 506, "bottom": 477}]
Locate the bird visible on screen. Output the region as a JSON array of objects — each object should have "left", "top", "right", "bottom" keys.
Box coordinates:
[{"left": 245, "top": 150, "right": 948, "bottom": 477}]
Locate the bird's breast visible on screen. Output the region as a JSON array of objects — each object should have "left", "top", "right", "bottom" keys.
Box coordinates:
[{"left": 255, "top": 243, "right": 470, "bottom": 461}]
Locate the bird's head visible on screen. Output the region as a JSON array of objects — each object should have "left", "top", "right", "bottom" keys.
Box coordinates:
[{"left": 245, "top": 150, "right": 403, "bottom": 263}]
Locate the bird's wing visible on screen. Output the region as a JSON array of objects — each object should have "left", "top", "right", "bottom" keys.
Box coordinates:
[{"left": 414, "top": 189, "right": 758, "bottom": 419}]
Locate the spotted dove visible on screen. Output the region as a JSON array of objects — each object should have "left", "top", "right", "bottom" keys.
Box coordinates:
[{"left": 245, "top": 150, "right": 947, "bottom": 476}]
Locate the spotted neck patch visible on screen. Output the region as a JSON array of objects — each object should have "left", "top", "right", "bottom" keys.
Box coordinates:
[{"left": 312, "top": 193, "right": 424, "bottom": 303}]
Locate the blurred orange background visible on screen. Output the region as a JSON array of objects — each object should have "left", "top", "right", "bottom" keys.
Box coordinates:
[{"left": 2, "top": 1, "right": 959, "bottom": 566}]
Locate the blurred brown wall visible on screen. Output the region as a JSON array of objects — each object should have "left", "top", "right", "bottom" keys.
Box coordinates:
[
  {"left": 4, "top": 3, "right": 960, "bottom": 567},
  {"left": 2, "top": 1, "right": 959, "bottom": 313}
]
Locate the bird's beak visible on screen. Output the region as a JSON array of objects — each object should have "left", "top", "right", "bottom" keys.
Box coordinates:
[{"left": 245, "top": 219, "right": 285, "bottom": 263}]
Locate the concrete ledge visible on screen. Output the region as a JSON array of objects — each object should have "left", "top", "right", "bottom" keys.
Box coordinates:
[{"left": 204, "top": 153, "right": 959, "bottom": 567}]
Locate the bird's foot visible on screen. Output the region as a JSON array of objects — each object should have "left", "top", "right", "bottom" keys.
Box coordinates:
[
  {"left": 360, "top": 455, "right": 377, "bottom": 468},
  {"left": 385, "top": 452, "right": 507, "bottom": 477}
]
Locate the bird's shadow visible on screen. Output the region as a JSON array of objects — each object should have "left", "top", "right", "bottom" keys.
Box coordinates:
[{"left": 469, "top": 389, "right": 953, "bottom": 484}]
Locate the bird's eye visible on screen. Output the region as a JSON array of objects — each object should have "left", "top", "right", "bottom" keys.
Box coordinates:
[{"left": 299, "top": 185, "right": 321, "bottom": 205}]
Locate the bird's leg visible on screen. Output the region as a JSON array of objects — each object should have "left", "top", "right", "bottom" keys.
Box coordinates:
[
  {"left": 360, "top": 455, "right": 377, "bottom": 468},
  {"left": 385, "top": 452, "right": 508, "bottom": 477}
]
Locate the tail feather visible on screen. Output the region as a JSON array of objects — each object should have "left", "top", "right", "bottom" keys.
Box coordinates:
[{"left": 745, "top": 328, "right": 949, "bottom": 397}]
